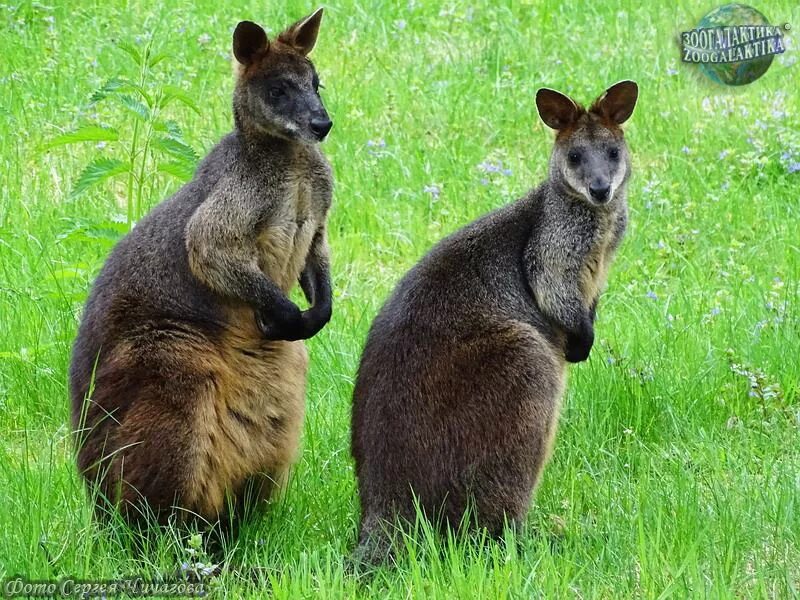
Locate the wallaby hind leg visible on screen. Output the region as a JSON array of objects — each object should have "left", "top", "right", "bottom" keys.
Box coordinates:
[
  {"left": 428, "top": 321, "right": 565, "bottom": 538},
  {"left": 108, "top": 393, "right": 213, "bottom": 524},
  {"left": 461, "top": 322, "right": 566, "bottom": 534},
  {"left": 76, "top": 337, "right": 228, "bottom": 526},
  {"left": 80, "top": 396, "right": 202, "bottom": 525}
]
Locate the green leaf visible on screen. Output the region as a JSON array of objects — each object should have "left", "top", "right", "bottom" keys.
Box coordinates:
[
  {"left": 117, "top": 41, "right": 142, "bottom": 65},
  {"left": 127, "top": 81, "right": 155, "bottom": 108},
  {"left": 164, "top": 120, "right": 184, "bottom": 138},
  {"left": 71, "top": 158, "right": 131, "bottom": 197},
  {"left": 43, "top": 126, "right": 119, "bottom": 149},
  {"left": 153, "top": 136, "right": 199, "bottom": 164},
  {"left": 90, "top": 78, "right": 129, "bottom": 104},
  {"left": 159, "top": 161, "right": 195, "bottom": 182},
  {"left": 80, "top": 221, "right": 128, "bottom": 242},
  {"left": 91, "top": 78, "right": 152, "bottom": 107},
  {"left": 148, "top": 51, "right": 169, "bottom": 68},
  {"left": 153, "top": 120, "right": 187, "bottom": 138},
  {"left": 56, "top": 219, "right": 128, "bottom": 247},
  {"left": 116, "top": 94, "right": 150, "bottom": 121},
  {"left": 159, "top": 85, "right": 201, "bottom": 114},
  {"left": 50, "top": 267, "right": 87, "bottom": 281}
]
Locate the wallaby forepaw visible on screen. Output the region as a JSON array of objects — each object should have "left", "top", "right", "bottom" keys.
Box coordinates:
[
  {"left": 565, "top": 321, "right": 594, "bottom": 363},
  {"left": 565, "top": 339, "right": 592, "bottom": 362},
  {"left": 256, "top": 308, "right": 304, "bottom": 341},
  {"left": 300, "top": 306, "right": 332, "bottom": 338},
  {"left": 256, "top": 305, "right": 331, "bottom": 341}
]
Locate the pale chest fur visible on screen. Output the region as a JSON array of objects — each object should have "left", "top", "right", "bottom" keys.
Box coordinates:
[
  {"left": 579, "top": 209, "right": 624, "bottom": 305},
  {"left": 255, "top": 149, "right": 331, "bottom": 293},
  {"left": 256, "top": 174, "right": 319, "bottom": 291}
]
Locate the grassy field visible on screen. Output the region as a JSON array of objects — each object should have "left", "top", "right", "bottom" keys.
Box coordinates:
[{"left": 1, "top": 0, "right": 799, "bottom": 597}]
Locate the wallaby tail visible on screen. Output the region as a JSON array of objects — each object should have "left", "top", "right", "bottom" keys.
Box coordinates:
[{"left": 350, "top": 513, "right": 396, "bottom": 568}]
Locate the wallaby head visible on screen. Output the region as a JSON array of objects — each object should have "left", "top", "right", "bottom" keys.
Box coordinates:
[
  {"left": 536, "top": 81, "right": 638, "bottom": 207},
  {"left": 232, "top": 8, "right": 332, "bottom": 143}
]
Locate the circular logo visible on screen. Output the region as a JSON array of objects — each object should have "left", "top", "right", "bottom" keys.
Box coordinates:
[{"left": 682, "top": 3, "right": 786, "bottom": 86}]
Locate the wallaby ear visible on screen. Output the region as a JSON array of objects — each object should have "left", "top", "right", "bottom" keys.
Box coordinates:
[
  {"left": 591, "top": 80, "right": 638, "bottom": 125},
  {"left": 233, "top": 21, "right": 269, "bottom": 65},
  {"left": 280, "top": 7, "right": 324, "bottom": 56},
  {"left": 536, "top": 88, "right": 580, "bottom": 130}
]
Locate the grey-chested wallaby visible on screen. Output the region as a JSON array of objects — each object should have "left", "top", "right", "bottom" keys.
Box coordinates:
[
  {"left": 70, "top": 9, "right": 334, "bottom": 526},
  {"left": 351, "top": 81, "right": 638, "bottom": 563}
]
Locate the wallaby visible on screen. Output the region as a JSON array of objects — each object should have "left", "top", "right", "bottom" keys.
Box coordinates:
[
  {"left": 351, "top": 81, "right": 638, "bottom": 563},
  {"left": 70, "top": 9, "right": 334, "bottom": 528}
]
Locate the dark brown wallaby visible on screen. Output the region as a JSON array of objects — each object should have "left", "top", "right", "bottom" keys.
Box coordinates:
[
  {"left": 351, "top": 81, "right": 638, "bottom": 564},
  {"left": 70, "top": 8, "right": 334, "bottom": 528}
]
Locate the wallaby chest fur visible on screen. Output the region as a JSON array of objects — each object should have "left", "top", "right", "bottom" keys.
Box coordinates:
[
  {"left": 191, "top": 142, "right": 332, "bottom": 334},
  {"left": 351, "top": 81, "right": 637, "bottom": 563},
  {"left": 70, "top": 11, "right": 334, "bottom": 525}
]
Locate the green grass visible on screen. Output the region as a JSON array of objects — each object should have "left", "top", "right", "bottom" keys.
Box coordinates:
[{"left": 1, "top": 0, "right": 799, "bottom": 597}]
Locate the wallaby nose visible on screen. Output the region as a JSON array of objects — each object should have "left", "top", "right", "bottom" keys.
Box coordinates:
[
  {"left": 589, "top": 182, "right": 611, "bottom": 203},
  {"left": 310, "top": 117, "right": 333, "bottom": 140}
]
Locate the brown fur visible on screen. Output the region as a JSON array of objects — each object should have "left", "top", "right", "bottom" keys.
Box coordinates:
[
  {"left": 351, "top": 81, "right": 638, "bottom": 564},
  {"left": 70, "top": 9, "right": 333, "bottom": 528}
]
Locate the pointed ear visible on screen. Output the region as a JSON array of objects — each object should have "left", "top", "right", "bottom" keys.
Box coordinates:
[
  {"left": 591, "top": 80, "right": 638, "bottom": 125},
  {"left": 536, "top": 88, "right": 580, "bottom": 130},
  {"left": 233, "top": 21, "right": 269, "bottom": 65},
  {"left": 281, "top": 7, "right": 324, "bottom": 56}
]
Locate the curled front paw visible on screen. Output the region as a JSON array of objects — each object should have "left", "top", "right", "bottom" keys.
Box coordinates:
[
  {"left": 256, "top": 301, "right": 331, "bottom": 342},
  {"left": 256, "top": 304, "right": 305, "bottom": 341},
  {"left": 565, "top": 320, "right": 594, "bottom": 363},
  {"left": 299, "top": 304, "right": 332, "bottom": 339}
]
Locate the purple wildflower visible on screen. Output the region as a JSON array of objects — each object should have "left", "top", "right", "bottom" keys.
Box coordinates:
[
  {"left": 423, "top": 184, "right": 441, "bottom": 200},
  {"left": 366, "top": 139, "right": 387, "bottom": 157},
  {"left": 478, "top": 160, "right": 502, "bottom": 174}
]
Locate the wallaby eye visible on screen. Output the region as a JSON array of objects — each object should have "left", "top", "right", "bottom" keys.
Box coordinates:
[
  {"left": 567, "top": 150, "right": 582, "bottom": 166},
  {"left": 608, "top": 147, "right": 620, "bottom": 161},
  {"left": 268, "top": 86, "right": 285, "bottom": 99}
]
